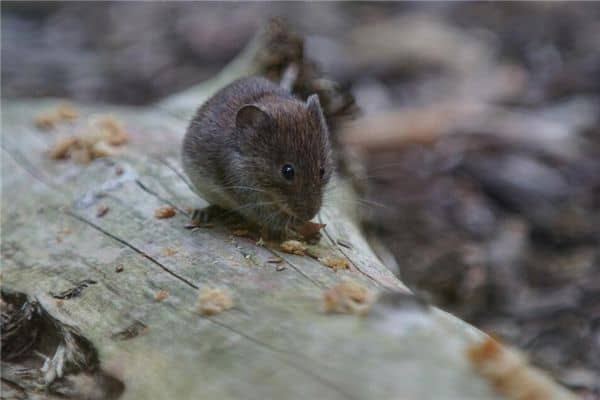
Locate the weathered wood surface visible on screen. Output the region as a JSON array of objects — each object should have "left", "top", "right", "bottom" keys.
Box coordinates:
[
  {"left": 2, "top": 97, "right": 508, "bottom": 400},
  {"left": 0, "top": 23, "right": 519, "bottom": 400}
]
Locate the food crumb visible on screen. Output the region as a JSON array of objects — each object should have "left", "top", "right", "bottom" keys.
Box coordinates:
[
  {"left": 35, "top": 113, "right": 58, "bottom": 131},
  {"left": 155, "top": 206, "right": 176, "bottom": 219},
  {"left": 280, "top": 240, "right": 306, "bottom": 256},
  {"left": 276, "top": 264, "right": 286, "bottom": 271},
  {"left": 323, "top": 279, "right": 374, "bottom": 315},
  {"left": 319, "top": 256, "right": 351, "bottom": 271},
  {"left": 197, "top": 287, "right": 234, "bottom": 316},
  {"left": 56, "top": 226, "right": 72, "bottom": 243},
  {"left": 48, "top": 114, "right": 129, "bottom": 164},
  {"left": 467, "top": 337, "right": 577, "bottom": 400},
  {"left": 267, "top": 257, "right": 284, "bottom": 264},
  {"left": 49, "top": 137, "right": 79, "bottom": 160},
  {"left": 34, "top": 103, "right": 79, "bottom": 132},
  {"left": 96, "top": 205, "right": 109, "bottom": 218},
  {"left": 232, "top": 229, "right": 249, "bottom": 237},
  {"left": 115, "top": 264, "right": 124, "bottom": 273},
  {"left": 94, "top": 115, "right": 129, "bottom": 146},
  {"left": 163, "top": 247, "right": 178, "bottom": 256},
  {"left": 296, "top": 221, "right": 326, "bottom": 239},
  {"left": 155, "top": 290, "right": 170, "bottom": 302},
  {"left": 56, "top": 103, "right": 79, "bottom": 121},
  {"left": 115, "top": 166, "right": 124, "bottom": 175}
]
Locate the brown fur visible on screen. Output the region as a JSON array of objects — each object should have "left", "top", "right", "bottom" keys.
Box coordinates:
[{"left": 182, "top": 76, "right": 333, "bottom": 235}]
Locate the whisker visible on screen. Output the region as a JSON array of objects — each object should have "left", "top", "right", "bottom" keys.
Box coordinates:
[
  {"left": 225, "top": 201, "right": 278, "bottom": 215},
  {"left": 217, "top": 185, "right": 274, "bottom": 195}
]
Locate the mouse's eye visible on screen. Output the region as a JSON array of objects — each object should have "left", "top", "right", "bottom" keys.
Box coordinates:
[
  {"left": 281, "top": 164, "right": 295, "bottom": 181},
  {"left": 319, "top": 167, "right": 325, "bottom": 179}
]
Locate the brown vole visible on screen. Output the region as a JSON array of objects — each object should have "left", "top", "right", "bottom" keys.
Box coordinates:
[{"left": 182, "top": 76, "right": 333, "bottom": 236}]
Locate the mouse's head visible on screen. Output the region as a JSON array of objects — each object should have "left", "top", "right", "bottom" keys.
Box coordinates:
[{"left": 230, "top": 94, "right": 333, "bottom": 231}]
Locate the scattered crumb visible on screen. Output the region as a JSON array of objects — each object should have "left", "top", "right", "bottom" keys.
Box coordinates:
[
  {"left": 296, "top": 221, "right": 326, "bottom": 239},
  {"left": 49, "top": 137, "right": 79, "bottom": 160},
  {"left": 155, "top": 206, "right": 176, "bottom": 219},
  {"left": 48, "top": 114, "right": 129, "bottom": 164},
  {"left": 34, "top": 103, "right": 79, "bottom": 131},
  {"left": 305, "top": 246, "right": 323, "bottom": 260},
  {"left": 115, "top": 166, "right": 124, "bottom": 175},
  {"left": 163, "top": 247, "right": 178, "bottom": 256},
  {"left": 319, "top": 256, "right": 351, "bottom": 271},
  {"left": 56, "top": 226, "right": 73, "bottom": 243},
  {"left": 115, "top": 264, "right": 124, "bottom": 273},
  {"left": 197, "top": 287, "right": 234, "bottom": 316},
  {"left": 467, "top": 337, "right": 577, "bottom": 400},
  {"left": 336, "top": 239, "right": 353, "bottom": 249},
  {"left": 276, "top": 264, "right": 286, "bottom": 271},
  {"left": 280, "top": 240, "right": 306, "bottom": 256},
  {"left": 35, "top": 103, "right": 79, "bottom": 131},
  {"left": 56, "top": 103, "right": 79, "bottom": 121},
  {"left": 323, "top": 279, "right": 374, "bottom": 315},
  {"left": 232, "top": 229, "right": 249, "bottom": 237},
  {"left": 155, "top": 290, "right": 170, "bottom": 302},
  {"left": 93, "top": 115, "right": 128, "bottom": 146},
  {"left": 96, "top": 205, "right": 109, "bottom": 218},
  {"left": 90, "top": 140, "right": 117, "bottom": 158},
  {"left": 35, "top": 113, "right": 58, "bottom": 131},
  {"left": 256, "top": 237, "right": 265, "bottom": 246}
]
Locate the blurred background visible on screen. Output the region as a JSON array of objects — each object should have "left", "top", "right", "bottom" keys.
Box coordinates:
[{"left": 3, "top": 2, "right": 599, "bottom": 397}]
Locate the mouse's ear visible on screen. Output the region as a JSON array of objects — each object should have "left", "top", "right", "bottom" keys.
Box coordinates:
[
  {"left": 307, "top": 94, "right": 327, "bottom": 128},
  {"left": 236, "top": 104, "right": 270, "bottom": 130}
]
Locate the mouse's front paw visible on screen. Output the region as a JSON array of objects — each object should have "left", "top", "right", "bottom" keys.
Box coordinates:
[{"left": 190, "top": 205, "right": 224, "bottom": 225}]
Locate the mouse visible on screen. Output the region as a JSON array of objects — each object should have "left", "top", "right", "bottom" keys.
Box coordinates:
[{"left": 181, "top": 76, "right": 333, "bottom": 237}]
